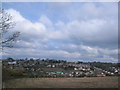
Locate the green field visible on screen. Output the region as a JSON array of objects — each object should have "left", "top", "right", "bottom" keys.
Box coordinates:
[{"left": 3, "top": 76, "right": 119, "bottom": 88}]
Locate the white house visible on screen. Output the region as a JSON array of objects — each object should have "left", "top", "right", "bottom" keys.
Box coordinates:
[{"left": 8, "top": 61, "right": 16, "bottom": 65}]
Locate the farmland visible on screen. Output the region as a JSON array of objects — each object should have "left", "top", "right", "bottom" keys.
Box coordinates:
[{"left": 3, "top": 76, "right": 119, "bottom": 88}]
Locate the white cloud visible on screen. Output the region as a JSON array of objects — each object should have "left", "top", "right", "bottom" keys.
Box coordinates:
[
  {"left": 66, "top": 19, "right": 117, "bottom": 43},
  {"left": 6, "top": 9, "right": 25, "bottom": 22},
  {"left": 7, "top": 9, "right": 47, "bottom": 42},
  {"left": 99, "top": 48, "right": 118, "bottom": 55},
  {"left": 80, "top": 45, "right": 99, "bottom": 56},
  {"left": 39, "top": 15, "right": 53, "bottom": 26}
]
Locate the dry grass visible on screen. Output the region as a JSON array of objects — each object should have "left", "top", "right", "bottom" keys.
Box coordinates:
[{"left": 3, "top": 76, "right": 119, "bottom": 88}]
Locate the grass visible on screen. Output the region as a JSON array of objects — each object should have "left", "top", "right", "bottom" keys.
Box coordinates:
[{"left": 3, "top": 76, "right": 119, "bottom": 88}]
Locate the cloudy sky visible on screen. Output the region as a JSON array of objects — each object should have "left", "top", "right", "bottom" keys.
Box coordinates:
[{"left": 2, "top": 2, "right": 118, "bottom": 62}]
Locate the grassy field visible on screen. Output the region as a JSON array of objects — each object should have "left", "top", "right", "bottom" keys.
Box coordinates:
[{"left": 3, "top": 76, "right": 119, "bottom": 88}]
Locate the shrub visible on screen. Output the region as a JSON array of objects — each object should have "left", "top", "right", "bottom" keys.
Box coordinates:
[{"left": 2, "top": 68, "right": 27, "bottom": 81}]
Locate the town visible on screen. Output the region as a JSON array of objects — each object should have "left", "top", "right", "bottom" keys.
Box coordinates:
[{"left": 2, "top": 58, "right": 120, "bottom": 79}]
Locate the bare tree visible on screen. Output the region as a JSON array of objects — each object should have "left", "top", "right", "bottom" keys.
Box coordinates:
[{"left": 0, "top": 9, "right": 20, "bottom": 49}]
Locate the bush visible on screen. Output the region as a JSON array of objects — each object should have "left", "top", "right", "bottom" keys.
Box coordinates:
[{"left": 2, "top": 68, "right": 27, "bottom": 81}]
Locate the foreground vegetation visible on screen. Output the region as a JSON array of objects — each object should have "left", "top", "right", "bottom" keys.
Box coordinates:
[{"left": 3, "top": 76, "right": 119, "bottom": 88}]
